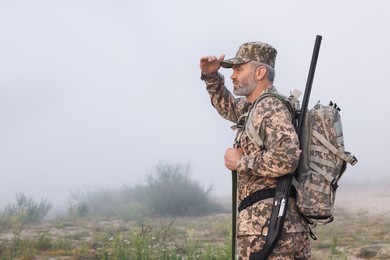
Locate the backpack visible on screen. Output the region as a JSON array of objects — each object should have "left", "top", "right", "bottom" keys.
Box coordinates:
[
  {"left": 245, "top": 92, "right": 358, "bottom": 227},
  {"left": 293, "top": 101, "right": 358, "bottom": 225}
]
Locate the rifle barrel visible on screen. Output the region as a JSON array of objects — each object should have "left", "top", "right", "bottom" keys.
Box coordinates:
[{"left": 298, "top": 35, "right": 322, "bottom": 136}]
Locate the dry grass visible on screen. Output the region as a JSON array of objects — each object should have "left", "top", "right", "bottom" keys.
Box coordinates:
[
  {"left": 310, "top": 187, "right": 390, "bottom": 260},
  {"left": 0, "top": 187, "right": 389, "bottom": 259}
]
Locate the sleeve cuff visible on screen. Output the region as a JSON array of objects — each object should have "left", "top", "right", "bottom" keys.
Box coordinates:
[
  {"left": 200, "top": 72, "right": 219, "bottom": 81},
  {"left": 236, "top": 155, "right": 255, "bottom": 173}
]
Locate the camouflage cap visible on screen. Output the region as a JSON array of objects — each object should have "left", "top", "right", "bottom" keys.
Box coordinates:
[{"left": 220, "top": 41, "right": 277, "bottom": 69}]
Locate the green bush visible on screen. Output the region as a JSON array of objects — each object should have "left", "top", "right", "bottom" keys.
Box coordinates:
[
  {"left": 68, "top": 187, "right": 124, "bottom": 217},
  {"left": 76, "top": 201, "right": 90, "bottom": 217},
  {"left": 67, "top": 162, "right": 225, "bottom": 219},
  {"left": 0, "top": 193, "right": 53, "bottom": 230},
  {"left": 118, "top": 202, "right": 152, "bottom": 223},
  {"left": 145, "top": 162, "right": 225, "bottom": 217}
]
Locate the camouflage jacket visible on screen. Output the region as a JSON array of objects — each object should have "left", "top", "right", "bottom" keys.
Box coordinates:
[{"left": 204, "top": 72, "right": 308, "bottom": 235}]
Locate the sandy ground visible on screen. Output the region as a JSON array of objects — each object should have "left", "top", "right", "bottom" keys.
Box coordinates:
[{"left": 335, "top": 186, "right": 390, "bottom": 215}]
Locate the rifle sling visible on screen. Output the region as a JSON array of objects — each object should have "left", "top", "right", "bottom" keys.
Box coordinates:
[{"left": 249, "top": 174, "right": 294, "bottom": 259}]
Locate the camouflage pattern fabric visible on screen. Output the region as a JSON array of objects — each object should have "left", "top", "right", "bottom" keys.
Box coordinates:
[
  {"left": 203, "top": 73, "right": 310, "bottom": 259},
  {"left": 238, "top": 231, "right": 311, "bottom": 260},
  {"left": 295, "top": 102, "right": 357, "bottom": 224},
  {"left": 220, "top": 42, "right": 277, "bottom": 69}
]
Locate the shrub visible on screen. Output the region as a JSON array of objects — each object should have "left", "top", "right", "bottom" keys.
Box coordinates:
[
  {"left": 0, "top": 193, "right": 53, "bottom": 229},
  {"left": 118, "top": 202, "right": 152, "bottom": 223},
  {"left": 67, "top": 162, "right": 225, "bottom": 219},
  {"left": 68, "top": 187, "right": 123, "bottom": 217},
  {"left": 145, "top": 162, "right": 224, "bottom": 217}
]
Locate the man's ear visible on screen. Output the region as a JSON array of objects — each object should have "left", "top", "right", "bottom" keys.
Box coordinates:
[{"left": 256, "top": 66, "right": 267, "bottom": 81}]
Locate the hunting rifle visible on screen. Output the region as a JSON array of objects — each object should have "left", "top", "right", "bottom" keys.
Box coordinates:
[
  {"left": 231, "top": 35, "right": 323, "bottom": 260},
  {"left": 249, "top": 35, "right": 322, "bottom": 259}
]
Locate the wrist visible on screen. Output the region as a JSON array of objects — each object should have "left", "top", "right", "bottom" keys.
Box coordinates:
[{"left": 200, "top": 71, "right": 218, "bottom": 81}]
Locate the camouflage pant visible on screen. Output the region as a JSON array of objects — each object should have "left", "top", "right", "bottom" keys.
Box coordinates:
[{"left": 237, "top": 232, "right": 311, "bottom": 260}]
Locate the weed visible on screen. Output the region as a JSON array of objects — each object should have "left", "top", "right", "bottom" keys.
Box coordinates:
[
  {"left": 357, "top": 246, "right": 379, "bottom": 258},
  {"left": 95, "top": 218, "right": 230, "bottom": 259},
  {"left": 101, "top": 232, "right": 131, "bottom": 259},
  {"left": 331, "top": 235, "right": 339, "bottom": 254},
  {"left": 36, "top": 231, "right": 53, "bottom": 251},
  {"left": 316, "top": 242, "right": 331, "bottom": 249},
  {"left": 68, "top": 230, "right": 90, "bottom": 240}
]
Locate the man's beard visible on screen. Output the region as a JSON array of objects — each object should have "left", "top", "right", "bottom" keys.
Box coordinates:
[{"left": 233, "top": 72, "right": 257, "bottom": 96}]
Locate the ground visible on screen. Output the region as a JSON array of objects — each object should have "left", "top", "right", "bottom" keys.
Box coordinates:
[{"left": 1, "top": 186, "right": 389, "bottom": 259}]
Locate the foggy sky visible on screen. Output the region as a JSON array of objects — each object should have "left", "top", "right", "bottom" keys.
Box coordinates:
[{"left": 1, "top": 0, "right": 389, "bottom": 207}]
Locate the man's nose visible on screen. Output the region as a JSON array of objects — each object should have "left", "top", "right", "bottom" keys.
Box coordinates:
[{"left": 230, "top": 71, "right": 237, "bottom": 80}]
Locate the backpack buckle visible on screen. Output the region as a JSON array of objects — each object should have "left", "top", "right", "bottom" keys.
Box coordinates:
[
  {"left": 350, "top": 156, "right": 358, "bottom": 166},
  {"left": 331, "top": 179, "right": 339, "bottom": 191}
]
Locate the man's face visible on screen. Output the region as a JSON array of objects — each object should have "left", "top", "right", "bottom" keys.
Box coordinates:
[{"left": 231, "top": 63, "right": 257, "bottom": 97}]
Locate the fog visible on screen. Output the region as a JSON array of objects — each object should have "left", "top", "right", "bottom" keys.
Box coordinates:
[{"left": 0, "top": 0, "right": 389, "bottom": 208}]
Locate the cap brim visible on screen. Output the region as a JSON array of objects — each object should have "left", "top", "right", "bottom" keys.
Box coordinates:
[{"left": 220, "top": 57, "right": 250, "bottom": 68}]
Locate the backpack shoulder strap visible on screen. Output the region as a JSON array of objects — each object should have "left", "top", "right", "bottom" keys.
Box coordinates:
[{"left": 245, "top": 91, "right": 298, "bottom": 148}]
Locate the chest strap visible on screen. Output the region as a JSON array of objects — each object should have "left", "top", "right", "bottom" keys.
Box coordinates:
[{"left": 238, "top": 189, "right": 276, "bottom": 212}]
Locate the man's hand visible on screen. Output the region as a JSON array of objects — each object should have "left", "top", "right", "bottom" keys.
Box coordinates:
[
  {"left": 199, "top": 54, "right": 225, "bottom": 75},
  {"left": 224, "top": 148, "right": 244, "bottom": 171}
]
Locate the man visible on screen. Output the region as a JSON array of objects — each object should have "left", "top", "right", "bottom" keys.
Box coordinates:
[{"left": 199, "top": 42, "right": 311, "bottom": 259}]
